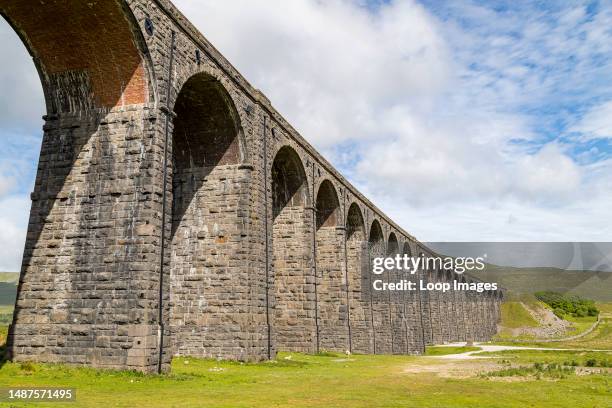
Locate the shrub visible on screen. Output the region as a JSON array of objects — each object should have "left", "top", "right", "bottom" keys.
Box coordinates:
[
  {"left": 19, "top": 361, "right": 36, "bottom": 372},
  {"left": 552, "top": 308, "right": 565, "bottom": 319},
  {"left": 535, "top": 291, "right": 599, "bottom": 318}
]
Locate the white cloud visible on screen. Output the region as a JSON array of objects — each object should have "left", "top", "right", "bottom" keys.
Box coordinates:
[
  {"left": 171, "top": 0, "right": 612, "bottom": 241},
  {"left": 0, "top": 173, "right": 15, "bottom": 197},
  {"left": 0, "top": 0, "right": 611, "bottom": 275},
  {"left": 174, "top": 0, "right": 452, "bottom": 148},
  {"left": 571, "top": 100, "right": 612, "bottom": 140}
]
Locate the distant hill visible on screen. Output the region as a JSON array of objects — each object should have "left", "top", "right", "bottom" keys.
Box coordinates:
[
  {"left": 0, "top": 282, "right": 16, "bottom": 306},
  {"left": 0, "top": 273, "right": 18, "bottom": 306},
  {"left": 471, "top": 264, "right": 612, "bottom": 301},
  {"left": 0, "top": 272, "right": 18, "bottom": 283}
]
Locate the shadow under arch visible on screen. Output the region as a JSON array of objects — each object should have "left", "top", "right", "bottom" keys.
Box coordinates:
[
  {"left": 416, "top": 246, "right": 434, "bottom": 345},
  {"left": 315, "top": 180, "right": 339, "bottom": 229},
  {"left": 271, "top": 145, "right": 309, "bottom": 218},
  {"left": 314, "top": 180, "right": 348, "bottom": 351},
  {"left": 401, "top": 241, "right": 425, "bottom": 353},
  {"left": 386, "top": 232, "right": 403, "bottom": 353},
  {"left": 444, "top": 268, "right": 459, "bottom": 343},
  {"left": 170, "top": 71, "right": 243, "bottom": 238},
  {"left": 168, "top": 70, "right": 254, "bottom": 358},
  {"left": 368, "top": 219, "right": 392, "bottom": 354},
  {"left": 1, "top": 0, "right": 151, "bottom": 112},
  {"left": 270, "top": 145, "right": 315, "bottom": 352},
  {"left": 345, "top": 203, "right": 371, "bottom": 354}
]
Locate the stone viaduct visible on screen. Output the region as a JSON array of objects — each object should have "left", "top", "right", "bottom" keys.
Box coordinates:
[{"left": 2, "top": 0, "right": 502, "bottom": 372}]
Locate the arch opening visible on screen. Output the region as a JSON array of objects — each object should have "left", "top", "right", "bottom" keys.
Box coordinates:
[
  {"left": 401, "top": 241, "right": 420, "bottom": 352},
  {"left": 1, "top": 0, "right": 149, "bottom": 112},
  {"left": 386, "top": 232, "right": 404, "bottom": 354},
  {"left": 314, "top": 180, "right": 347, "bottom": 351},
  {"left": 368, "top": 220, "right": 384, "bottom": 251},
  {"left": 315, "top": 180, "right": 339, "bottom": 229},
  {"left": 368, "top": 220, "right": 392, "bottom": 354},
  {"left": 270, "top": 146, "right": 314, "bottom": 352},
  {"left": 272, "top": 146, "right": 308, "bottom": 219},
  {"left": 169, "top": 72, "right": 246, "bottom": 358},
  {"left": 345, "top": 203, "right": 370, "bottom": 353}
]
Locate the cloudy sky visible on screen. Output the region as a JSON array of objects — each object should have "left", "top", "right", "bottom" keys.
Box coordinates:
[{"left": 1, "top": 0, "right": 611, "bottom": 271}]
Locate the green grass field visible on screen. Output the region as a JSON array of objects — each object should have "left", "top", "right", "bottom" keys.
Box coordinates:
[
  {"left": 0, "top": 345, "right": 609, "bottom": 407},
  {"left": 0, "top": 279, "right": 609, "bottom": 406},
  {"left": 0, "top": 310, "right": 11, "bottom": 326},
  {"left": 0, "top": 300, "right": 610, "bottom": 407},
  {"left": 598, "top": 303, "right": 612, "bottom": 314}
]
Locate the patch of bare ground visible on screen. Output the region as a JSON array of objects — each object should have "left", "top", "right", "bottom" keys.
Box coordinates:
[
  {"left": 403, "top": 344, "right": 611, "bottom": 380},
  {"left": 403, "top": 359, "right": 502, "bottom": 379}
]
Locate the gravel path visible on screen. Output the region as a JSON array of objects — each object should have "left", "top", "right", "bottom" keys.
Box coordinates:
[{"left": 430, "top": 342, "right": 610, "bottom": 360}]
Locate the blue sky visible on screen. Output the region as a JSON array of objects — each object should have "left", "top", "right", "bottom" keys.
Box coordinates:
[{"left": 1, "top": 0, "right": 611, "bottom": 271}]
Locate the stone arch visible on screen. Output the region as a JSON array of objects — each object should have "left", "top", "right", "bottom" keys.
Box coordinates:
[
  {"left": 345, "top": 202, "right": 371, "bottom": 353},
  {"left": 368, "top": 219, "right": 392, "bottom": 353},
  {"left": 446, "top": 269, "right": 460, "bottom": 342},
  {"left": 462, "top": 275, "right": 475, "bottom": 342},
  {"left": 3, "top": 1, "right": 161, "bottom": 370},
  {"left": 171, "top": 72, "right": 243, "bottom": 169},
  {"left": 169, "top": 70, "right": 250, "bottom": 359},
  {"left": 401, "top": 240, "right": 424, "bottom": 353},
  {"left": 387, "top": 232, "right": 399, "bottom": 255},
  {"left": 427, "top": 251, "right": 444, "bottom": 345},
  {"left": 347, "top": 203, "right": 366, "bottom": 238},
  {"left": 315, "top": 180, "right": 347, "bottom": 351},
  {"left": 402, "top": 241, "right": 412, "bottom": 256},
  {"left": 315, "top": 180, "right": 340, "bottom": 229},
  {"left": 271, "top": 145, "right": 315, "bottom": 352},
  {"left": 455, "top": 274, "right": 466, "bottom": 342},
  {"left": 386, "top": 232, "right": 403, "bottom": 353},
  {"left": 438, "top": 267, "right": 454, "bottom": 344},
  {"left": 369, "top": 219, "right": 384, "bottom": 248},
  {"left": 271, "top": 145, "right": 309, "bottom": 218},
  {"left": 0, "top": 0, "right": 151, "bottom": 112},
  {"left": 171, "top": 67, "right": 249, "bottom": 164},
  {"left": 416, "top": 246, "right": 433, "bottom": 345}
]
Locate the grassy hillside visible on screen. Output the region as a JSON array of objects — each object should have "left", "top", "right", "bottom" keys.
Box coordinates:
[
  {"left": 494, "top": 294, "right": 604, "bottom": 342},
  {"left": 495, "top": 315, "right": 612, "bottom": 350},
  {"left": 0, "top": 272, "right": 18, "bottom": 283},
  {"left": 499, "top": 302, "right": 539, "bottom": 329},
  {"left": 471, "top": 265, "right": 612, "bottom": 301}
]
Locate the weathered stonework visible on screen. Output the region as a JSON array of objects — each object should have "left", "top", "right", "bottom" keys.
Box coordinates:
[{"left": 2, "top": 0, "right": 502, "bottom": 372}]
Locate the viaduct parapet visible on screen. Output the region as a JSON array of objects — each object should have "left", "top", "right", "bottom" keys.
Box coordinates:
[{"left": 1, "top": 0, "right": 502, "bottom": 372}]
